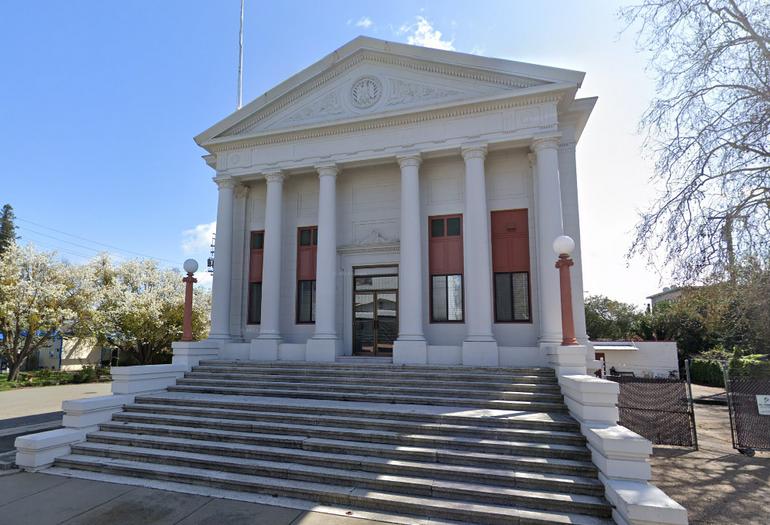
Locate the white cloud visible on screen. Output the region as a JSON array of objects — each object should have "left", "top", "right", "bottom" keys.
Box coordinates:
[
  {"left": 181, "top": 221, "right": 216, "bottom": 255},
  {"left": 355, "top": 16, "right": 373, "bottom": 29},
  {"left": 193, "top": 270, "right": 213, "bottom": 288},
  {"left": 399, "top": 16, "right": 454, "bottom": 51}
]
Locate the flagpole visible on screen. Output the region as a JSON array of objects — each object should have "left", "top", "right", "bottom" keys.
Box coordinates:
[{"left": 237, "top": 0, "right": 245, "bottom": 109}]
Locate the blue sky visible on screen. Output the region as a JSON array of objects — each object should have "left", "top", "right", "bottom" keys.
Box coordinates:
[{"left": 1, "top": 1, "right": 664, "bottom": 305}]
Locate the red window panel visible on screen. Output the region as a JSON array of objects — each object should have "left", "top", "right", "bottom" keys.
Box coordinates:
[
  {"left": 248, "top": 231, "right": 264, "bottom": 283},
  {"left": 491, "top": 209, "right": 530, "bottom": 273},
  {"left": 428, "top": 214, "right": 463, "bottom": 275},
  {"left": 296, "top": 226, "right": 318, "bottom": 281}
]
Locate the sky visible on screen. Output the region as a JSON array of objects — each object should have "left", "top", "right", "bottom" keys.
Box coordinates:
[{"left": 0, "top": 1, "right": 667, "bottom": 306}]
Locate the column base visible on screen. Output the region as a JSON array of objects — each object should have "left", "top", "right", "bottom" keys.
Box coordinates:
[
  {"left": 250, "top": 337, "right": 281, "bottom": 361},
  {"left": 172, "top": 340, "right": 222, "bottom": 369},
  {"left": 544, "top": 342, "right": 587, "bottom": 376},
  {"left": 393, "top": 339, "right": 427, "bottom": 365},
  {"left": 306, "top": 337, "right": 341, "bottom": 362},
  {"left": 462, "top": 340, "right": 499, "bottom": 366}
]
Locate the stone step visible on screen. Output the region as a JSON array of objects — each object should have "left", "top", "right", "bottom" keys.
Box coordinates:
[
  {"left": 175, "top": 377, "right": 564, "bottom": 402},
  {"left": 65, "top": 443, "right": 609, "bottom": 516},
  {"left": 193, "top": 364, "right": 558, "bottom": 383},
  {"left": 110, "top": 412, "right": 588, "bottom": 456},
  {"left": 165, "top": 384, "right": 567, "bottom": 411},
  {"left": 80, "top": 431, "right": 601, "bottom": 492},
  {"left": 198, "top": 360, "right": 556, "bottom": 376},
  {"left": 184, "top": 371, "right": 563, "bottom": 392},
  {"left": 96, "top": 421, "right": 592, "bottom": 462},
  {"left": 122, "top": 403, "right": 585, "bottom": 445},
  {"left": 134, "top": 392, "right": 579, "bottom": 431},
  {"left": 55, "top": 454, "right": 612, "bottom": 524}
]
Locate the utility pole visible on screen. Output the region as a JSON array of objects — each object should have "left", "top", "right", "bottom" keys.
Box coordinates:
[{"left": 237, "top": 0, "right": 245, "bottom": 109}]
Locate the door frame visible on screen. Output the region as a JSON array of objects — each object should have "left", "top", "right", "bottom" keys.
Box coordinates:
[{"left": 352, "top": 265, "right": 399, "bottom": 356}]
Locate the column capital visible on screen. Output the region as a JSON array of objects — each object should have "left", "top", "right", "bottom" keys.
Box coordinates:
[
  {"left": 263, "top": 170, "right": 286, "bottom": 184},
  {"left": 213, "top": 176, "right": 236, "bottom": 190},
  {"left": 461, "top": 144, "right": 487, "bottom": 161},
  {"left": 396, "top": 153, "right": 422, "bottom": 169},
  {"left": 234, "top": 183, "right": 249, "bottom": 199},
  {"left": 316, "top": 164, "right": 339, "bottom": 179},
  {"left": 531, "top": 135, "right": 561, "bottom": 153}
]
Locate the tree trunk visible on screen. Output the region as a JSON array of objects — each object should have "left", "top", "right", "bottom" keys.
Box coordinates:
[{"left": 7, "top": 361, "right": 22, "bottom": 382}]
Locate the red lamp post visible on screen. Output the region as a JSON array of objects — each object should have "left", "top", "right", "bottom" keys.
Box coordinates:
[
  {"left": 182, "top": 259, "right": 199, "bottom": 342},
  {"left": 553, "top": 236, "right": 578, "bottom": 346}
]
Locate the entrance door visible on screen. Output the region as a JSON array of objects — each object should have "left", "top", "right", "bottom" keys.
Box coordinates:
[{"left": 353, "top": 268, "right": 398, "bottom": 356}]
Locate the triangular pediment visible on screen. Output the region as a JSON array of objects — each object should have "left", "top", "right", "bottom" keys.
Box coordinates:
[{"left": 196, "top": 37, "right": 585, "bottom": 146}]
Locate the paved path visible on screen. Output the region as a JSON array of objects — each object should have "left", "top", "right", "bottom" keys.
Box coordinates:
[
  {"left": 0, "top": 383, "right": 113, "bottom": 456},
  {"left": 0, "top": 383, "right": 112, "bottom": 421},
  {"left": 650, "top": 394, "right": 770, "bottom": 524},
  {"left": 0, "top": 472, "right": 389, "bottom": 525}
]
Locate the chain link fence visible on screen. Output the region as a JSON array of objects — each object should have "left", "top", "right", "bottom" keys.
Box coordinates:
[
  {"left": 723, "top": 365, "right": 770, "bottom": 456},
  {"left": 608, "top": 362, "right": 698, "bottom": 448}
]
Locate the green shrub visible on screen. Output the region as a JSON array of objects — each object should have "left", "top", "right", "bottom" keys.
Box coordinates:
[
  {"left": 690, "top": 354, "right": 770, "bottom": 387},
  {"left": 690, "top": 359, "right": 725, "bottom": 387}
]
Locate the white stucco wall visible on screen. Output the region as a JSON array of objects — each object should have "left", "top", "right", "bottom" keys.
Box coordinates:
[{"left": 594, "top": 341, "right": 680, "bottom": 378}]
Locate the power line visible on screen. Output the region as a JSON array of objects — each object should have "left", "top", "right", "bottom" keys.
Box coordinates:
[{"left": 13, "top": 217, "right": 180, "bottom": 265}]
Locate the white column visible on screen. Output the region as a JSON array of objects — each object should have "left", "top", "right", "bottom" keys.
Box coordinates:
[
  {"left": 209, "top": 176, "right": 235, "bottom": 340},
  {"left": 250, "top": 171, "right": 285, "bottom": 360},
  {"left": 532, "top": 136, "right": 565, "bottom": 345},
  {"left": 461, "top": 145, "right": 498, "bottom": 366},
  {"left": 393, "top": 154, "right": 427, "bottom": 364},
  {"left": 558, "top": 139, "right": 589, "bottom": 345},
  {"left": 306, "top": 165, "right": 340, "bottom": 362}
]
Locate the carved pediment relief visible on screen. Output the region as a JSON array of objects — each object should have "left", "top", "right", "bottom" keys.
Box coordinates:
[{"left": 219, "top": 52, "right": 551, "bottom": 138}]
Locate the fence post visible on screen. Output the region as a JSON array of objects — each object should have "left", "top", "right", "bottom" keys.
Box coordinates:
[
  {"left": 721, "top": 360, "right": 738, "bottom": 451},
  {"left": 685, "top": 359, "right": 698, "bottom": 451}
]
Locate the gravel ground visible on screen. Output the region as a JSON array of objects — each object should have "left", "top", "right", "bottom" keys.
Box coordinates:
[{"left": 650, "top": 385, "right": 770, "bottom": 525}]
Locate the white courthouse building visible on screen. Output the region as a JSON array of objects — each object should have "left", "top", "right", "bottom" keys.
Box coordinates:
[
  {"left": 16, "top": 37, "right": 687, "bottom": 525},
  {"left": 195, "top": 36, "right": 594, "bottom": 367}
]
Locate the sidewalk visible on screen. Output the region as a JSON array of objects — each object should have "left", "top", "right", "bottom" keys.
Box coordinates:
[
  {"left": 0, "top": 382, "right": 112, "bottom": 421},
  {"left": 0, "top": 383, "right": 112, "bottom": 456},
  {"left": 0, "top": 472, "right": 389, "bottom": 525}
]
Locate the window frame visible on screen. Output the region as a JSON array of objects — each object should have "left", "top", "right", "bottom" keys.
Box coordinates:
[
  {"left": 429, "top": 273, "right": 465, "bottom": 323},
  {"left": 428, "top": 213, "right": 464, "bottom": 323},
  {"left": 296, "top": 279, "right": 316, "bottom": 324},
  {"left": 493, "top": 270, "right": 532, "bottom": 323},
  {"left": 247, "top": 282, "right": 262, "bottom": 325}
]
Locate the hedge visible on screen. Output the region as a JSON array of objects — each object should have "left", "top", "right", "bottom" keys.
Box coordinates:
[{"left": 690, "top": 356, "right": 770, "bottom": 387}]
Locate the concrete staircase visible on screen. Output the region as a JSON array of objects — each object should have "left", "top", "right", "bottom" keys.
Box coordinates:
[{"left": 54, "top": 360, "right": 613, "bottom": 524}]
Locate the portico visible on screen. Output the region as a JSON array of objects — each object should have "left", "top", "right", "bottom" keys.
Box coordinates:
[{"left": 195, "top": 35, "right": 595, "bottom": 367}]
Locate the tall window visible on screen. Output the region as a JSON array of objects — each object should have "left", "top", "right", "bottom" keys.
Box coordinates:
[
  {"left": 429, "top": 214, "right": 464, "bottom": 322},
  {"left": 491, "top": 209, "right": 531, "bottom": 322},
  {"left": 247, "top": 231, "right": 264, "bottom": 324},
  {"left": 296, "top": 226, "right": 317, "bottom": 323}
]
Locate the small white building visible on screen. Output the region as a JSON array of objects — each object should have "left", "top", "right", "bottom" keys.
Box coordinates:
[
  {"left": 592, "top": 341, "right": 680, "bottom": 378},
  {"left": 195, "top": 36, "right": 595, "bottom": 367}
]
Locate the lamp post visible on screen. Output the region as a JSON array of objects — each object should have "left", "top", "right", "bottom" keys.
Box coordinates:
[
  {"left": 553, "top": 235, "right": 578, "bottom": 346},
  {"left": 182, "top": 259, "right": 199, "bottom": 342}
]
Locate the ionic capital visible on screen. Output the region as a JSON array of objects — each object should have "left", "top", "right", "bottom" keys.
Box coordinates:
[
  {"left": 461, "top": 144, "right": 487, "bottom": 161},
  {"left": 234, "top": 183, "right": 250, "bottom": 199},
  {"left": 396, "top": 153, "right": 422, "bottom": 169},
  {"left": 213, "top": 176, "right": 236, "bottom": 190},
  {"left": 263, "top": 170, "right": 286, "bottom": 184},
  {"left": 316, "top": 164, "right": 339, "bottom": 179},
  {"left": 531, "top": 136, "right": 560, "bottom": 153}
]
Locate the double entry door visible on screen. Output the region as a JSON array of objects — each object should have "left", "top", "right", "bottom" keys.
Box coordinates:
[{"left": 353, "top": 267, "right": 398, "bottom": 356}]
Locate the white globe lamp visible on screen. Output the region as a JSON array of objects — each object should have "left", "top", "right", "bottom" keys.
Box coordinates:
[
  {"left": 183, "top": 258, "right": 199, "bottom": 274},
  {"left": 552, "top": 235, "right": 575, "bottom": 257}
]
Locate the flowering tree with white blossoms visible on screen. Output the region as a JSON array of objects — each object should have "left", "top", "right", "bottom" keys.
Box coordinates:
[
  {"left": 90, "top": 257, "right": 210, "bottom": 365},
  {"left": 0, "top": 244, "right": 94, "bottom": 381}
]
